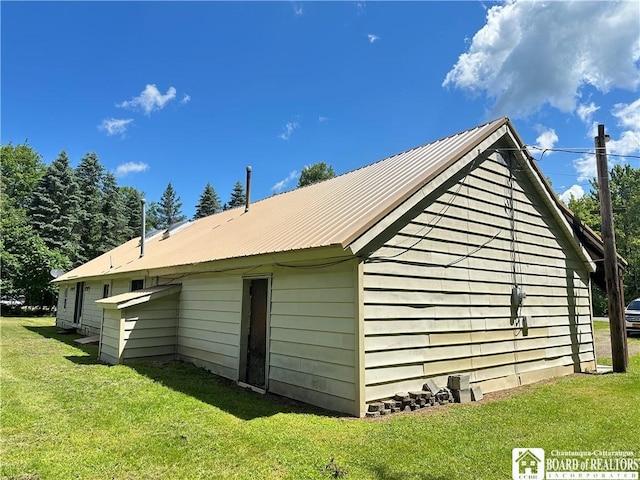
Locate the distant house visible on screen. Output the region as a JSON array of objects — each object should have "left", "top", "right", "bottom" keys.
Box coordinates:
[{"left": 54, "top": 118, "right": 604, "bottom": 417}]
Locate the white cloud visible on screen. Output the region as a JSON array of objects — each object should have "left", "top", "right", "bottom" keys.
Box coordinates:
[
  {"left": 181, "top": 93, "right": 191, "bottom": 104},
  {"left": 291, "top": 1, "right": 303, "bottom": 16},
  {"left": 607, "top": 130, "right": 640, "bottom": 157},
  {"left": 115, "top": 161, "right": 149, "bottom": 177},
  {"left": 574, "top": 153, "right": 597, "bottom": 182},
  {"left": 613, "top": 98, "right": 640, "bottom": 131},
  {"left": 576, "top": 102, "right": 600, "bottom": 125},
  {"left": 356, "top": 1, "right": 366, "bottom": 16},
  {"left": 98, "top": 118, "right": 134, "bottom": 136},
  {"left": 118, "top": 84, "right": 177, "bottom": 116},
  {"left": 559, "top": 184, "right": 585, "bottom": 204},
  {"left": 607, "top": 99, "right": 640, "bottom": 156},
  {"left": 571, "top": 99, "right": 640, "bottom": 181},
  {"left": 271, "top": 170, "right": 300, "bottom": 193},
  {"left": 279, "top": 121, "right": 299, "bottom": 141},
  {"left": 367, "top": 33, "right": 379, "bottom": 44},
  {"left": 533, "top": 126, "right": 558, "bottom": 152},
  {"left": 443, "top": 1, "right": 640, "bottom": 117},
  {"left": 318, "top": 116, "right": 329, "bottom": 123}
]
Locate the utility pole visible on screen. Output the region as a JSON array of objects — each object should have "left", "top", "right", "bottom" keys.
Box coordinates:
[{"left": 595, "top": 123, "right": 627, "bottom": 372}]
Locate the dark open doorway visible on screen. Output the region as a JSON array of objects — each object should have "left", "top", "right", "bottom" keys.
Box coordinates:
[
  {"left": 73, "top": 281, "right": 85, "bottom": 325},
  {"left": 240, "top": 278, "right": 269, "bottom": 390}
]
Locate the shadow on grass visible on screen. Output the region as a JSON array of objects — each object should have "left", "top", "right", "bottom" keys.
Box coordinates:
[
  {"left": 24, "top": 324, "right": 335, "bottom": 421},
  {"left": 367, "top": 465, "right": 448, "bottom": 480},
  {"left": 24, "top": 324, "right": 100, "bottom": 361}
]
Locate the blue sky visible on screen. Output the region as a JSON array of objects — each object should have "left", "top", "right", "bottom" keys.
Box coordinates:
[{"left": 2, "top": 1, "right": 639, "bottom": 217}]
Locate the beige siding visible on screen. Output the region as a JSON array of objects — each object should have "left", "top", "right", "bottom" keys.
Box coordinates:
[
  {"left": 269, "top": 262, "right": 357, "bottom": 415},
  {"left": 362, "top": 155, "right": 595, "bottom": 402},
  {"left": 57, "top": 278, "right": 142, "bottom": 333},
  {"left": 177, "top": 275, "right": 243, "bottom": 380},
  {"left": 121, "top": 294, "right": 179, "bottom": 359},
  {"left": 99, "top": 293, "right": 179, "bottom": 363},
  {"left": 112, "top": 279, "right": 131, "bottom": 296},
  {"left": 55, "top": 284, "right": 74, "bottom": 328},
  {"left": 77, "top": 281, "right": 105, "bottom": 335},
  {"left": 100, "top": 308, "right": 122, "bottom": 364}
]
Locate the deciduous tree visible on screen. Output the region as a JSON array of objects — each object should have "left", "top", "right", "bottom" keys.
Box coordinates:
[
  {"left": 297, "top": 162, "right": 336, "bottom": 187},
  {"left": 569, "top": 164, "right": 640, "bottom": 304},
  {"left": 1, "top": 142, "right": 46, "bottom": 209}
]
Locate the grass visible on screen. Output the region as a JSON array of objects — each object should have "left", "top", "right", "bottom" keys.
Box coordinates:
[{"left": 2, "top": 317, "right": 640, "bottom": 480}]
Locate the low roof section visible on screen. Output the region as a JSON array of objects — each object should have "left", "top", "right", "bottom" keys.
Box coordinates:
[
  {"left": 54, "top": 117, "right": 601, "bottom": 284},
  {"left": 96, "top": 285, "right": 181, "bottom": 310}
]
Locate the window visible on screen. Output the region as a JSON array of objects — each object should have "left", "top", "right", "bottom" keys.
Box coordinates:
[
  {"left": 131, "top": 279, "right": 144, "bottom": 291},
  {"left": 63, "top": 287, "right": 68, "bottom": 309},
  {"left": 102, "top": 284, "right": 110, "bottom": 298}
]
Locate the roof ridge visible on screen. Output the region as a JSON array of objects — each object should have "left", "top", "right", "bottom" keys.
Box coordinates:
[{"left": 264, "top": 117, "right": 509, "bottom": 201}]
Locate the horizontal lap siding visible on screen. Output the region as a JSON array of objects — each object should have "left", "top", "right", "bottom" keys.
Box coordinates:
[
  {"left": 121, "top": 294, "right": 179, "bottom": 359},
  {"left": 78, "top": 281, "right": 105, "bottom": 335},
  {"left": 111, "top": 280, "right": 130, "bottom": 296},
  {"left": 100, "top": 309, "right": 122, "bottom": 364},
  {"left": 269, "top": 263, "right": 357, "bottom": 414},
  {"left": 362, "top": 156, "right": 594, "bottom": 402},
  {"left": 178, "top": 275, "right": 242, "bottom": 380},
  {"left": 55, "top": 284, "right": 74, "bottom": 328}
]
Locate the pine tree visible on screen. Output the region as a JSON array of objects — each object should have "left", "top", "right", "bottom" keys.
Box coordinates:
[
  {"left": 120, "top": 186, "right": 144, "bottom": 240},
  {"left": 146, "top": 201, "right": 162, "bottom": 231},
  {"left": 225, "top": 181, "right": 246, "bottom": 210},
  {"left": 76, "top": 152, "right": 105, "bottom": 263},
  {"left": 194, "top": 182, "right": 221, "bottom": 219},
  {"left": 157, "top": 183, "right": 186, "bottom": 229},
  {"left": 101, "top": 173, "right": 127, "bottom": 251},
  {"left": 28, "top": 151, "right": 82, "bottom": 264}
]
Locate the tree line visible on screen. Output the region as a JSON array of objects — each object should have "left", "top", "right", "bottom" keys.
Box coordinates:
[
  {"left": 1, "top": 143, "right": 337, "bottom": 309},
  {"left": 1, "top": 144, "right": 244, "bottom": 307},
  {"left": 567, "top": 164, "right": 640, "bottom": 311}
]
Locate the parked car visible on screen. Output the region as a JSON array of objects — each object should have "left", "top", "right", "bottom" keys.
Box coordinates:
[
  {"left": 0, "top": 296, "right": 24, "bottom": 307},
  {"left": 625, "top": 298, "right": 640, "bottom": 336}
]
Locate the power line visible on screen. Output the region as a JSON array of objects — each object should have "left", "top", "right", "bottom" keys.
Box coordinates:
[{"left": 484, "top": 146, "right": 640, "bottom": 160}]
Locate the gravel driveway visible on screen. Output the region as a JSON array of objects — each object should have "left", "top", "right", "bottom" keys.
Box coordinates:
[{"left": 593, "top": 319, "right": 640, "bottom": 361}]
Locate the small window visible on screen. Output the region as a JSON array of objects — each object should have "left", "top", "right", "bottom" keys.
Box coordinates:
[
  {"left": 102, "top": 284, "right": 110, "bottom": 298},
  {"left": 131, "top": 279, "right": 144, "bottom": 291},
  {"left": 63, "top": 287, "right": 68, "bottom": 309}
]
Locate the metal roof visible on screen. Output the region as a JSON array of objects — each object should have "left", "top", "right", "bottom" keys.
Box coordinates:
[
  {"left": 95, "top": 284, "right": 181, "bottom": 309},
  {"left": 54, "top": 118, "right": 515, "bottom": 282}
]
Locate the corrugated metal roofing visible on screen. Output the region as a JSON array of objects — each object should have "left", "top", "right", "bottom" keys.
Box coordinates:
[
  {"left": 55, "top": 118, "right": 509, "bottom": 282},
  {"left": 95, "top": 284, "right": 181, "bottom": 309}
]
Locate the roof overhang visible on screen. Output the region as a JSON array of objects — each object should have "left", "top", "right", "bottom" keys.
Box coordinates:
[
  {"left": 96, "top": 284, "right": 181, "bottom": 310},
  {"left": 500, "top": 122, "right": 596, "bottom": 273},
  {"left": 349, "top": 121, "right": 511, "bottom": 255}
]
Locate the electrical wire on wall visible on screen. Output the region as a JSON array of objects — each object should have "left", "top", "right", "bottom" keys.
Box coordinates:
[
  {"left": 503, "top": 150, "right": 528, "bottom": 337},
  {"left": 365, "top": 152, "right": 485, "bottom": 264}
]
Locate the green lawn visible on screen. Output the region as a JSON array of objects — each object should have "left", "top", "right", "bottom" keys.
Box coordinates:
[{"left": 2, "top": 317, "right": 640, "bottom": 480}]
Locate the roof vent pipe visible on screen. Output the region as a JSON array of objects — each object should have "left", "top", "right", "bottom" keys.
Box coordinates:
[
  {"left": 245, "top": 166, "right": 252, "bottom": 213},
  {"left": 140, "top": 198, "right": 146, "bottom": 258}
]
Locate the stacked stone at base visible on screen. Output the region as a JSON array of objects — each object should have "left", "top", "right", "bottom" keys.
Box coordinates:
[{"left": 447, "top": 374, "right": 472, "bottom": 404}]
